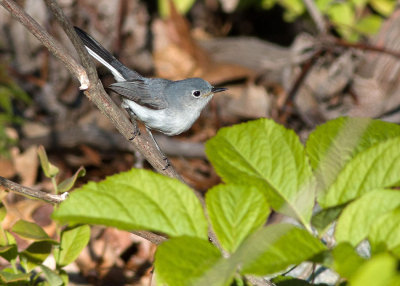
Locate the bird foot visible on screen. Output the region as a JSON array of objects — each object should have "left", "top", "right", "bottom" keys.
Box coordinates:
[
  {"left": 129, "top": 125, "right": 141, "bottom": 140},
  {"left": 162, "top": 157, "right": 171, "bottom": 170}
]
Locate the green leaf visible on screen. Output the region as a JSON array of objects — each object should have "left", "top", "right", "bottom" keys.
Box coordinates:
[
  {"left": 349, "top": 253, "right": 399, "bottom": 286},
  {"left": 55, "top": 225, "right": 90, "bottom": 267},
  {"left": 315, "top": 0, "right": 332, "bottom": 12},
  {"left": 0, "top": 229, "right": 17, "bottom": 262},
  {"left": 158, "top": 0, "right": 196, "bottom": 17},
  {"left": 38, "top": 145, "right": 59, "bottom": 178},
  {"left": 370, "top": 0, "right": 396, "bottom": 16},
  {"left": 57, "top": 166, "right": 86, "bottom": 193},
  {"left": 350, "top": 0, "right": 368, "bottom": 8},
  {"left": 280, "top": 0, "right": 305, "bottom": 21},
  {"left": 0, "top": 228, "right": 16, "bottom": 246},
  {"left": 236, "top": 224, "right": 326, "bottom": 275},
  {"left": 0, "top": 88, "right": 12, "bottom": 114},
  {"left": 20, "top": 241, "right": 53, "bottom": 272},
  {"left": 58, "top": 269, "right": 69, "bottom": 286},
  {"left": 206, "top": 184, "right": 270, "bottom": 252},
  {"left": 206, "top": 118, "right": 315, "bottom": 227},
  {"left": 53, "top": 169, "right": 208, "bottom": 239},
  {"left": 331, "top": 242, "right": 366, "bottom": 278},
  {"left": 306, "top": 117, "right": 400, "bottom": 194},
  {"left": 0, "top": 271, "right": 30, "bottom": 283},
  {"left": 11, "top": 219, "right": 52, "bottom": 241},
  {"left": 327, "top": 2, "right": 356, "bottom": 41},
  {"left": 0, "top": 244, "right": 18, "bottom": 263},
  {"left": 311, "top": 205, "right": 343, "bottom": 233},
  {"left": 355, "top": 15, "right": 382, "bottom": 36},
  {"left": 155, "top": 236, "right": 222, "bottom": 286},
  {"left": 335, "top": 189, "right": 400, "bottom": 246},
  {"left": 0, "top": 202, "right": 7, "bottom": 222},
  {"left": 191, "top": 225, "right": 324, "bottom": 285},
  {"left": 369, "top": 208, "right": 400, "bottom": 255},
  {"left": 320, "top": 136, "right": 400, "bottom": 208},
  {"left": 40, "top": 265, "right": 63, "bottom": 286}
]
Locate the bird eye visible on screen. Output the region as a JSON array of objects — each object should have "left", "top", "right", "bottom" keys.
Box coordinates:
[{"left": 192, "top": 90, "right": 201, "bottom": 97}]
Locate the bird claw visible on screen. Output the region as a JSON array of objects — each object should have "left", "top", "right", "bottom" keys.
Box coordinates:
[
  {"left": 129, "top": 125, "right": 141, "bottom": 140},
  {"left": 162, "top": 157, "right": 171, "bottom": 170}
]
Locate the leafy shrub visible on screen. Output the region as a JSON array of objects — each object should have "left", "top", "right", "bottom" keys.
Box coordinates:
[{"left": 51, "top": 117, "right": 400, "bottom": 285}]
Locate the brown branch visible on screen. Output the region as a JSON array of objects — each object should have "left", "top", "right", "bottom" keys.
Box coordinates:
[
  {"left": 333, "top": 38, "right": 400, "bottom": 59},
  {"left": 0, "top": 0, "right": 204, "bottom": 246},
  {"left": 0, "top": 176, "right": 66, "bottom": 204},
  {"left": 40, "top": 0, "right": 183, "bottom": 178},
  {"left": 132, "top": 230, "right": 167, "bottom": 245}
]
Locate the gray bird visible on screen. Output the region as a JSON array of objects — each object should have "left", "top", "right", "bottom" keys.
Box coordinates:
[{"left": 74, "top": 27, "right": 226, "bottom": 168}]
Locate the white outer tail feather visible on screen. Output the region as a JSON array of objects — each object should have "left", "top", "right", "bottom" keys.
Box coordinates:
[{"left": 85, "top": 47, "right": 126, "bottom": 82}]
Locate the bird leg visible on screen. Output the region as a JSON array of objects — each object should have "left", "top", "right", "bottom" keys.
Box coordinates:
[
  {"left": 124, "top": 107, "right": 141, "bottom": 140},
  {"left": 146, "top": 127, "right": 170, "bottom": 170}
]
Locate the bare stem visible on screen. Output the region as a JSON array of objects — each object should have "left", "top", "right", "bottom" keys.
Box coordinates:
[{"left": 0, "top": 176, "right": 66, "bottom": 204}]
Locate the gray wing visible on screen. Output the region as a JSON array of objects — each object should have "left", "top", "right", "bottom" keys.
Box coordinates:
[{"left": 108, "top": 79, "right": 168, "bottom": 110}]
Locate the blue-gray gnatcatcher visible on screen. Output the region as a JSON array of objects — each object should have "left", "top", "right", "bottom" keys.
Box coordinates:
[{"left": 74, "top": 27, "right": 226, "bottom": 168}]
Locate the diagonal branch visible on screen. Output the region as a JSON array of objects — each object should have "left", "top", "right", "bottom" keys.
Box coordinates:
[
  {"left": 0, "top": 176, "right": 66, "bottom": 204},
  {"left": 0, "top": 0, "right": 181, "bottom": 178}
]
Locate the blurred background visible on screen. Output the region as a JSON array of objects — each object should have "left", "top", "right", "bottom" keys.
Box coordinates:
[{"left": 0, "top": 0, "right": 399, "bottom": 284}]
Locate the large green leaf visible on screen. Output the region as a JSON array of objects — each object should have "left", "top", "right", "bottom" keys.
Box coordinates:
[
  {"left": 319, "top": 136, "right": 400, "bottom": 207},
  {"left": 206, "top": 184, "right": 269, "bottom": 253},
  {"left": 335, "top": 189, "right": 400, "bottom": 246},
  {"left": 53, "top": 169, "right": 207, "bottom": 239},
  {"left": 55, "top": 225, "right": 90, "bottom": 267},
  {"left": 369, "top": 208, "right": 400, "bottom": 256},
  {"left": 349, "top": 253, "right": 400, "bottom": 286},
  {"left": 206, "top": 119, "right": 315, "bottom": 227},
  {"left": 237, "top": 224, "right": 326, "bottom": 275},
  {"left": 306, "top": 117, "right": 400, "bottom": 196},
  {"left": 155, "top": 236, "right": 223, "bottom": 286},
  {"left": 191, "top": 224, "right": 325, "bottom": 285},
  {"left": 331, "top": 242, "right": 366, "bottom": 278}
]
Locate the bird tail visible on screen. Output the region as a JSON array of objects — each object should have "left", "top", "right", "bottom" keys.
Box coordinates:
[{"left": 74, "top": 27, "right": 142, "bottom": 82}]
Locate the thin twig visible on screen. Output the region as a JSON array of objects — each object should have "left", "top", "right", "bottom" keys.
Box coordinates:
[
  {"left": 0, "top": 176, "right": 66, "bottom": 204},
  {"left": 302, "top": 0, "right": 327, "bottom": 34}
]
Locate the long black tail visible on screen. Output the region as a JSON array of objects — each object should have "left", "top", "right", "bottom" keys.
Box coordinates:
[{"left": 74, "top": 27, "right": 142, "bottom": 81}]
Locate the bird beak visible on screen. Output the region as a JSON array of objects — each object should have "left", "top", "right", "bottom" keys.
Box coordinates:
[{"left": 211, "top": 87, "right": 227, "bottom": 93}]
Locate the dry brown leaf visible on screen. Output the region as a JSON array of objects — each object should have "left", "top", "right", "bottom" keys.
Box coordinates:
[
  {"left": 12, "top": 146, "right": 38, "bottom": 187},
  {"left": 0, "top": 158, "right": 16, "bottom": 179}
]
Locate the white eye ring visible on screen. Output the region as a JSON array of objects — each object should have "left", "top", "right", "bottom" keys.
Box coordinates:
[{"left": 192, "top": 90, "right": 201, "bottom": 97}]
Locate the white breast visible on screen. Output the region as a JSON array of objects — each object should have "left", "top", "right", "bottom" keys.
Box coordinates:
[{"left": 123, "top": 99, "right": 201, "bottom": 136}]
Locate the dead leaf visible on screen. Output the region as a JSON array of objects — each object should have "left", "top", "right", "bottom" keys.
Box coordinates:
[{"left": 12, "top": 146, "right": 38, "bottom": 186}]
